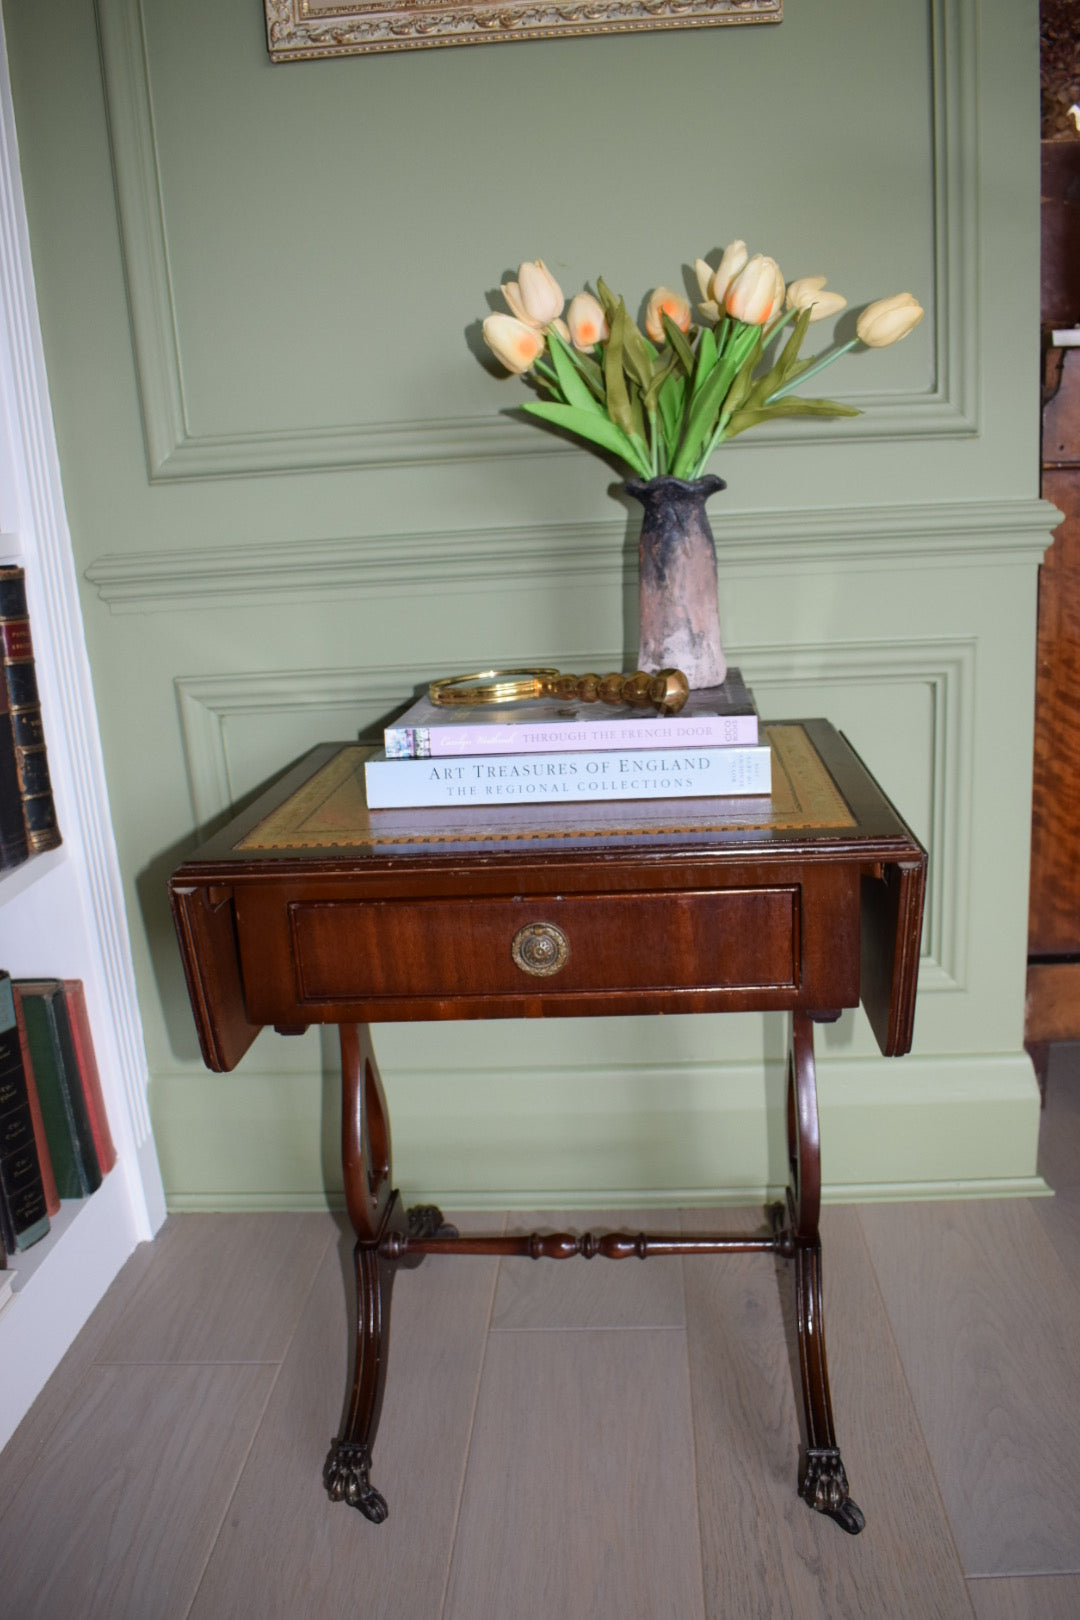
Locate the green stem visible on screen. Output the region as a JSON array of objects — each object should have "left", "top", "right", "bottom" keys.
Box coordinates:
[
  {"left": 767, "top": 337, "right": 859, "bottom": 403},
  {"left": 689, "top": 409, "right": 733, "bottom": 479},
  {"left": 647, "top": 409, "right": 659, "bottom": 477},
  {"left": 533, "top": 358, "right": 562, "bottom": 393}
]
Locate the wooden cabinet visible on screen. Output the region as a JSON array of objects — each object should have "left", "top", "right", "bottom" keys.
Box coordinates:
[{"left": 1025, "top": 133, "right": 1080, "bottom": 1063}]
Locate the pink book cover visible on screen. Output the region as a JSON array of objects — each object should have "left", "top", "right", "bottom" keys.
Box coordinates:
[
  {"left": 62, "top": 980, "right": 117, "bottom": 1175},
  {"left": 384, "top": 670, "right": 758, "bottom": 759}
]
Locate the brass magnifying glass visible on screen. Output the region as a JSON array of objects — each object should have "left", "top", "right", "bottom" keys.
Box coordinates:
[{"left": 428, "top": 667, "right": 690, "bottom": 716}]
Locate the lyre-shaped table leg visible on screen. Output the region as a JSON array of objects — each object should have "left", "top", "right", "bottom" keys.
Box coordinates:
[
  {"left": 322, "top": 1023, "right": 398, "bottom": 1521},
  {"left": 782, "top": 1011, "right": 866, "bottom": 1535},
  {"left": 323, "top": 1021, "right": 463, "bottom": 1523}
]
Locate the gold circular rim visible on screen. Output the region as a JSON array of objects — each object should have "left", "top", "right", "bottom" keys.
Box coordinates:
[{"left": 428, "top": 668, "right": 560, "bottom": 706}]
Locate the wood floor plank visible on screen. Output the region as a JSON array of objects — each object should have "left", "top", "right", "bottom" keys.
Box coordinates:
[
  {"left": 0, "top": 1362, "right": 273, "bottom": 1620},
  {"left": 684, "top": 1206, "right": 975, "bottom": 1620},
  {"left": 858, "top": 1197, "right": 1080, "bottom": 1577},
  {"left": 443, "top": 1326, "right": 706, "bottom": 1620},
  {"left": 492, "top": 1208, "right": 685, "bottom": 1329},
  {"left": 96, "top": 1213, "right": 335, "bottom": 1365},
  {"left": 0, "top": 1236, "right": 157, "bottom": 1527},
  {"left": 188, "top": 1214, "right": 500, "bottom": 1620},
  {"left": 968, "top": 1573, "right": 1080, "bottom": 1619}
]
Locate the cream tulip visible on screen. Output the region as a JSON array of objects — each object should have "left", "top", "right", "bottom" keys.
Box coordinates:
[
  {"left": 785, "top": 275, "right": 848, "bottom": 322},
  {"left": 644, "top": 286, "right": 692, "bottom": 345},
  {"left": 724, "top": 254, "right": 785, "bottom": 325},
  {"left": 710, "top": 239, "right": 749, "bottom": 306},
  {"left": 482, "top": 313, "right": 546, "bottom": 374},
  {"left": 502, "top": 259, "right": 564, "bottom": 328},
  {"left": 566, "top": 291, "right": 608, "bottom": 351},
  {"left": 855, "top": 292, "right": 924, "bottom": 347},
  {"left": 694, "top": 258, "right": 721, "bottom": 323}
]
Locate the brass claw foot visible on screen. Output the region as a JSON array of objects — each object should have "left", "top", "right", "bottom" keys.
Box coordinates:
[
  {"left": 800, "top": 1448, "right": 866, "bottom": 1535},
  {"left": 323, "top": 1440, "right": 389, "bottom": 1523}
]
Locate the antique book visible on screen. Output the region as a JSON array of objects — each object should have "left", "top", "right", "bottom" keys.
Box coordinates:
[
  {"left": 13, "top": 981, "right": 102, "bottom": 1199},
  {"left": 383, "top": 668, "right": 758, "bottom": 758},
  {"left": 0, "top": 565, "right": 61, "bottom": 854},
  {"left": 62, "top": 981, "right": 117, "bottom": 1176},
  {"left": 0, "top": 973, "right": 51, "bottom": 1252},
  {"left": 364, "top": 741, "right": 772, "bottom": 809},
  {"left": 14, "top": 994, "right": 60, "bottom": 1215},
  {"left": 0, "top": 666, "right": 29, "bottom": 870}
]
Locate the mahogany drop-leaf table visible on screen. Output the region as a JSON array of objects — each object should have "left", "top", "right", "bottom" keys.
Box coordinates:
[{"left": 169, "top": 720, "right": 926, "bottom": 1536}]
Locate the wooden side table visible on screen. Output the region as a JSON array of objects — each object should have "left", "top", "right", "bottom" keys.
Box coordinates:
[{"left": 169, "top": 720, "right": 925, "bottom": 1536}]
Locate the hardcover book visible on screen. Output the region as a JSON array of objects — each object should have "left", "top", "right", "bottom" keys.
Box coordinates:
[
  {"left": 62, "top": 981, "right": 117, "bottom": 1176},
  {"left": 0, "top": 671, "right": 29, "bottom": 870},
  {"left": 12, "top": 980, "right": 102, "bottom": 1199},
  {"left": 382, "top": 668, "right": 758, "bottom": 758},
  {"left": 0, "top": 565, "right": 61, "bottom": 854},
  {"left": 0, "top": 973, "right": 51, "bottom": 1252},
  {"left": 14, "top": 999, "right": 60, "bottom": 1215},
  {"left": 364, "top": 741, "right": 772, "bottom": 809}
]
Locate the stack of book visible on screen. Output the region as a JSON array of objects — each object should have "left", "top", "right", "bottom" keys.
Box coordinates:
[
  {"left": 364, "top": 668, "right": 769, "bottom": 809},
  {"left": 0, "top": 971, "right": 116, "bottom": 1261}
]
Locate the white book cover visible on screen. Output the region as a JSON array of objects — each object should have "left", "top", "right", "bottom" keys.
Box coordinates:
[
  {"left": 365, "top": 743, "right": 771, "bottom": 809},
  {"left": 383, "top": 669, "right": 758, "bottom": 758}
]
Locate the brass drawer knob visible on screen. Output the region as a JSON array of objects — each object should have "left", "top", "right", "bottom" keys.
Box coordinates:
[{"left": 511, "top": 922, "right": 570, "bottom": 977}]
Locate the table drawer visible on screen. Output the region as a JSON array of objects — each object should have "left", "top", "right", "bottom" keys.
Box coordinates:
[{"left": 283, "top": 887, "right": 799, "bottom": 1005}]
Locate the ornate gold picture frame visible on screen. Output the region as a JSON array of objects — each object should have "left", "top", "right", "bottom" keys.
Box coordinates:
[{"left": 264, "top": 0, "right": 781, "bottom": 60}]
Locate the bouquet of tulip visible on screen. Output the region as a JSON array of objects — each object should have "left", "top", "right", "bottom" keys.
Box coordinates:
[{"left": 480, "top": 244, "right": 924, "bottom": 481}]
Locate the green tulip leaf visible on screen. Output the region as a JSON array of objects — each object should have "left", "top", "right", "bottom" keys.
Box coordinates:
[
  {"left": 657, "top": 369, "right": 687, "bottom": 460},
  {"left": 672, "top": 325, "right": 760, "bottom": 477},
  {"left": 746, "top": 306, "right": 812, "bottom": 407},
  {"left": 548, "top": 328, "right": 606, "bottom": 400},
  {"left": 724, "top": 395, "right": 861, "bottom": 439},
  {"left": 596, "top": 278, "right": 621, "bottom": 323},
  {"left": 547, "top": 330, "right": 602, "bottom": 413},
  {"left": 690, "top": 325, "right": 718, "bottom": 401},
  {"left": 620, "top": 315, "right": 658, "bottom": 395},
  {"left": 521, "top": 400, "right": 653, "bottom": 475},
  {"left": 661, "top": 313, "right": 695, "bottom": 376},
  {"left": 604, "top": 304, "right": 637, "bottom": 438}
]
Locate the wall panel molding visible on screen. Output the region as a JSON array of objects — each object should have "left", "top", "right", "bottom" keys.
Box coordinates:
[
  {"left": 88, "top": 495, "right": 1057, "bottom": 613},
  {"left": 175, "top": 636, "right": 971, "bottom": 989},
  {"left": 151, "top": 1050, "right": 1044, "bottom": 1211},
  {"left": 96, "top": 0, "right": 978, "bottom": 480}
]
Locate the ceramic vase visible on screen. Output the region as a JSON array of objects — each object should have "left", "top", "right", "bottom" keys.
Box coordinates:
[{"left": 626, "top": 473, "right": 727, "bottom": 691}]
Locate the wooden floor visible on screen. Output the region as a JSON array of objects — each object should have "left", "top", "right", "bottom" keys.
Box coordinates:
[{"left": 3, "top": 1053, "right": 1080, "bottom": 1619}]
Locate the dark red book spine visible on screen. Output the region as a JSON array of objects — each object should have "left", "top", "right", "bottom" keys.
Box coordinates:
[{"left": 62, "top": 982, "right": 117, "bottom": 1176}]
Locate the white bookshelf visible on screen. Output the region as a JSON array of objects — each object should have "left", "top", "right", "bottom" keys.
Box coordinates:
[{"left": 0, "top": 16, "right": 166, "bottom": 1452}]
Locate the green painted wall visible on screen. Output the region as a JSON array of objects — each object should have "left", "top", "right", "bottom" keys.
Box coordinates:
[{"left": 3, "top": 0, "right": 1054, "bottom": 1208}]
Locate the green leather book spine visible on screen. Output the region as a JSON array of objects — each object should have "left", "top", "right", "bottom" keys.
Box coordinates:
[{"left": 13, "top": 982, "right": 101, "bottom": 1199}]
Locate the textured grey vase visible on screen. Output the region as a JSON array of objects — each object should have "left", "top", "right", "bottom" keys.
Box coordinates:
[{"left": 627, "top": 474, "right": 727, "bottom": 690}]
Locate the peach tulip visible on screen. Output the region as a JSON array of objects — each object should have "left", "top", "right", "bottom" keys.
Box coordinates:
[
  {"left": 502, "top": 259, "right": 564, "bottom": 328},
  {"left": 566, "top": 291, "right": 608, "bottom": 351},
  {"left": 856, "top": 292, "right": 924, "bottom": 347},
  {"left": 785, "top": 275, "right": 848, "bottom": 322},
  {"left": 644, "top": 286, "right": 692, "bottom": 344},
  {"left": 724, "top": 254, "right": 785, "bottom": 325},
  {"left": 482, "top": 313, "right": 546, "bottom": 374}
]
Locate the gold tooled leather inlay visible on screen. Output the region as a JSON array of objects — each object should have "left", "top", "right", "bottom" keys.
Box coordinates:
[{"left": 235, "top": 723, "right": 855, "bottom": 852}]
